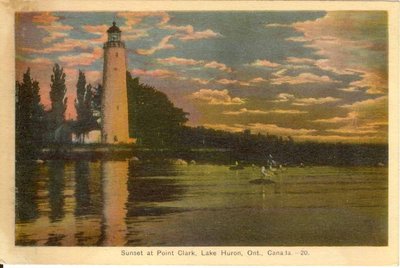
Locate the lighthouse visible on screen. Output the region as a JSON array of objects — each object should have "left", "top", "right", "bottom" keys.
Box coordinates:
[{"left": 101, "top": 21, "right": 130, "bottom": 144}]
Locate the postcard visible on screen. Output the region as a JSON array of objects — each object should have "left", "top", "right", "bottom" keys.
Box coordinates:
[{"left": 0, "top": 0, "right": 398, "bottom": 266}]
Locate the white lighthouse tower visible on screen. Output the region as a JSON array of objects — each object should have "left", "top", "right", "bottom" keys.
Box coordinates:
[{"left": 101, "top": 21, "right": 130, "bottom": 144}]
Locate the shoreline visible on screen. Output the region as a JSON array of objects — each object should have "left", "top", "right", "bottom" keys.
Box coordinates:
[{"left": 14, "top": 144, "right": 388, "bottom": 167}]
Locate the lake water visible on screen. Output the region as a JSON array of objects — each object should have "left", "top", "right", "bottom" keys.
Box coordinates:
[{"left": 15, "top": 160, "right": 387, "bottom": 246}]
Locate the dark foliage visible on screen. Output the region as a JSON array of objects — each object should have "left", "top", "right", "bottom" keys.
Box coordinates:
[
  {"left": 16, "top": 68, "right": 46, "bottom": 160},
  {"left": 127, "top": 72, "right": 188, "bottom": 147},
  {"left": 92, "top": 83, "right": 102, "bottom": 115},
  {"left": 47, "top": 64, "right": 68, "bottom": 139},
  {"left": 74, "top": 71, "right": 97, "bottom": 141},
  {"left": 175, "top": 126, "right": 387, "bottom": 166}
]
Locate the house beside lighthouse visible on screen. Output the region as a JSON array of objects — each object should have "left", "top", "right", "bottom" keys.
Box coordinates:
[{"left": 101, "top": 21, "right": 131, "bottom": 144}]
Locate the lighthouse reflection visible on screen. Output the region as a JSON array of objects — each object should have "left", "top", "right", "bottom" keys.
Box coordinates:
[{"left": 100, "top": 160, "right": 129, "bottom": 246}]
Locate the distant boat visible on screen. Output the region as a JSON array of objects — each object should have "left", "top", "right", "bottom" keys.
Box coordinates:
[
  {"left": 229, "top": 165, "right": 244, "bottom": 170},
  {"left": 229, "top": 161, "right": 244, "bottom": 170}
]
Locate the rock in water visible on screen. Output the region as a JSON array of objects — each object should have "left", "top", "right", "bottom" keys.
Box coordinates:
[
  {"left": 172, "top": 159, "right": 188, "bottom": 165},
  {"left": 129, "top": 156, "right": 140, "bottom": 161}
]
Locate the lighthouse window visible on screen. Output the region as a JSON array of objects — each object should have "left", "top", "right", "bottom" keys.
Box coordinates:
[
  {"left": 116, "top": 52, "right": 118, "bottom": 57},
  {"left": 114, "top": 67, "right": 117, "bottom": 71},
  {"left": 116, "top": 105, "right": 119, "bottom": 110}
]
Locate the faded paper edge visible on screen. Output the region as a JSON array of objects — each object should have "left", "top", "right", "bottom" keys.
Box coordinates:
[{"left": 0, "top": 1, "right": 398, "bottom": 265}]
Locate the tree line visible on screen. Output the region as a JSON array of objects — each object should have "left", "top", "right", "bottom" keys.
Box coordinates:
[
  {"left": 16, "top": 63, "right": 387, "bottom": 166},
  {"left": 16, "top": 64, "right": 101, "bottom": 160}
]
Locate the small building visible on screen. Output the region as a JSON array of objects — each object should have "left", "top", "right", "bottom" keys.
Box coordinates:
[
  {"left": 54, "top": 122, "right": 73, "bottom": 144},
  {"left": 72, "top": 129, "right": 102, "bottom": 144}
]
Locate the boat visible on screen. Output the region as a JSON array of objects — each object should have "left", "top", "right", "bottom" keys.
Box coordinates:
[
  {"left": 229, "top": 161, "right": 244, "bottom": 170},
  {"left": 229, "top": 165, "right": 244, "bottom": 170}
]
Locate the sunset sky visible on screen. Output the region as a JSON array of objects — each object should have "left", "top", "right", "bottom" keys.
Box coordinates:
[{"left": 15, "top": 11, "right": 388, "bottom": 143}]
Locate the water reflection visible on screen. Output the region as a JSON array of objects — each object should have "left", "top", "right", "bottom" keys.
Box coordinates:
[
  {"left": 126, "top": 164, "right": 186, "bottom": 217},
  {"left": 15, "top": 162, "right": 39, "bottom": 223},
  {"left": 15, "top": 162, "right": 388, "bottom": 246},
  {"left": 128, "top": 161, "right": 180, "bottom": 177},
  {"left": 48, "top": 161, "right": 65, "bottom": 222},
  {"left": 74, "top": 161, "right": 91, "bottom": 217},
  {"left": 101, "top": 161, "right": 129, "bottom": 246}
]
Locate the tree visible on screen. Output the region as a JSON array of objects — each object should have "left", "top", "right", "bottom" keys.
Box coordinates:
[
  {"left": 74, "top": 71, "right": 96, "bottom": 142},
  {"left": 92, "top": 84, "right": 103, "bottom": 115},
  {"left": 48, "top": 63, "right": 68, "bottom": 139},
  {"left": 16, "top": 68, "right": 45, "bottom": 160},
  {"left": 126, "top": 72, "right": 188, "bottom": 147},
  {"left": 75, "top": 70, "right": 87, "bottom": 123}
]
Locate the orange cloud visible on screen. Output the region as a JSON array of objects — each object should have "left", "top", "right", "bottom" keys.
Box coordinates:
[
  {"left": 31, "top": 13, "right": 73, "bottom": 44},
  {"left": 313, "top": 96, "right": 387, "bottom": 143},
  {"left": 131, "top": 68, "right": 177, "bottom": 78},
  {"left": 203, "top": 122, "right": 383, "bottom": 143},
  {"left": 271, "top": 72, "right": 339, "bottom": 85},
  {"left": 216, "top": 78, "right": 251, "bottom": 86},
  {"left": 28, "top": 57, "right": 53, "bottom": 65},
  {"left": 285, "top": 36, "right": 308, "bottom": 42},
  {"left": 156, "top": 56, "right": 232, "bottom": 73},
  {"left": 265, "top": 23, "right": 292, "bottom": 28},
  {"left": 157, "top": 57, "right": 204, "bottom": 66},
  {"left": 216, "top": 79, "right": 239, "bottom": 85},
  {"left": 349, "top": 70, "right": 387, "bottom": 94},
  {"left": 160, "top": 20, "right": 221, "bottom": 41},
  {"left": 313, "top": 111, "right": 357, "bottom": 123},
  {"left": 223, "top": 108, "right": 306, "bottom": 115},
  {"left": 292, "top": 96, "right": 340, "bottom": 106},
  {"left": 340, "top": 96, "right": 388, "bottom": 126},
  {"left": 58, "top": 47, "right": 103, "bottom": 67},
  {"left": 286, "top": 57, "right": 315, "bottom": 65},
  {"left": 190, "top": 89, "right": 245, "bottom": 105},
  {"left": 270, "top": 93, "right": 295, "bottom": 103},
  {"left": 249, "top": 59, "right": 280, "bottom": 68},
  {"left": 136, "top": 35, "right": 175, "bottom": 55},
  {"left": 82, "top": 24, "right": 109, "bottom": 35},
  {"left": 191, "top": 78, "right": 210, "bottom": 85},
  {"left": 338, "top": 87, "right": 361, "bottom": 92},
  {"left": 37, "top": 24, "right": 73, "bottom": 32},
  {"left": 21, "top": 38, "right": 90, "bottom": 54},
  {"left": 117, "top": 11, "right": 170, "bottom": 27},
  {"left": 204, "top": 61, "right": 232, "bottom": 72},
  {"left": 179, "top": 29, "right": 221, "bottom": 41},
  {"left": 291, "top": 11, "right": 388, "bottom": 92},
  {"left": 32, "top": 12, "right": 59, "bottom": 25},
  {"left": 249, "top": 77, "right": 268, "bottom": 83}
]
